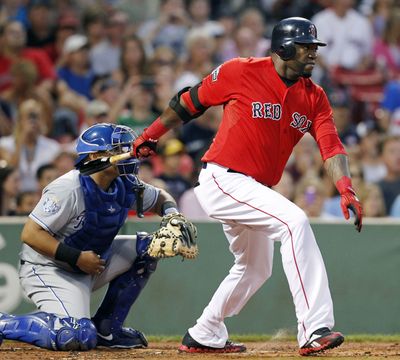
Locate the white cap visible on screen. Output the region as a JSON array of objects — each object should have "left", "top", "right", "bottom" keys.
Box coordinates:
[
  {"left": 63, "top": 34, "right": 88, "bottom": 54},
  {"left": 85, "top": 100, "right": 110, "bottom": 117}
]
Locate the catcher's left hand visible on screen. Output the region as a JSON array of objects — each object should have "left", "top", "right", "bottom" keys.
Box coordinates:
[{"left": 147, "top": 213, "right": 198, "bottom": 259}]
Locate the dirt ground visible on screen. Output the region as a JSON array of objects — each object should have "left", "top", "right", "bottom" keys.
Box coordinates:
[{"left": 0, "top": 340, "right": 399, "bottom": 360}]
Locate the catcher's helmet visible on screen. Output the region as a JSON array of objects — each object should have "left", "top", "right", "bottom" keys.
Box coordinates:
[
  {"left": 75, "top": 123, "right": 140, "bottom": 175},
  {"left": 271, "top": 17, "right": 326, "bottom": 61}
]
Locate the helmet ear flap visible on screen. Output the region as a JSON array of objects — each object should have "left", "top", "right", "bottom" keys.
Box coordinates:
[{"left": 277, "top": 41, "right": 296, "bottom": 61}]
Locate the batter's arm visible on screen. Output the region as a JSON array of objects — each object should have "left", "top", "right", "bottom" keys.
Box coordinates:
[
  {"left": 21, "top": 218, "right": 105, "bottom": 274},
  {"left": 323, "top": 153, "right": 350, "bottom": 184},
  {"left": 324, "top": 154, "right": 363, "bottom": 232}
]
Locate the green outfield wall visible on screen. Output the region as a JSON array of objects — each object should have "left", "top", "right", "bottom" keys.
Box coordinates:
[{"left": 0, "top": 218, "right": 399, "bottom": 336}]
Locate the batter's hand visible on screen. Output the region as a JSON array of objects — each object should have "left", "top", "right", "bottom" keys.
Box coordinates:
[
  {"left": 76, "top": 251, "right": 106, "bottom": 275},
  {"left": 340, "top": 188, "right": 363, "bottom": 232},
  {"left": 131, "top": 134, "right": 157, "bottom": 158}
]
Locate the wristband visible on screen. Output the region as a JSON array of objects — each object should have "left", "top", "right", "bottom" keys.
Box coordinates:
[
  {"left": 55, "top": 242, "right": 81, "bottom": 267},
  {"left": 162, "top": 201, "right": 179, "bottom": 215},
  {"left": 143, "top": 117, "right": 169, "bottom": 140},
  {"left": 335, "top": 176, "right": 353, "bottom": 195}
]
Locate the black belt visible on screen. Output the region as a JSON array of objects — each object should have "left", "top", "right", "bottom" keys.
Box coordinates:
[{"left": 202, "top": 162, "right": 246, "bottom": 176}]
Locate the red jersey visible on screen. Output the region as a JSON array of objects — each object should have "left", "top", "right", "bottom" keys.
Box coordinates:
[
  {"left": 196, "top": 57, "right": 345, "bottom": 186},
  {"left": 0, "top": 48, "right": 56, "bottom": 92}
]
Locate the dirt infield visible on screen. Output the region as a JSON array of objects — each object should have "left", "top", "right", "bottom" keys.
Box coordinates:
[{"left": 1, "top": 340, "right": 399, "bottom": 359}]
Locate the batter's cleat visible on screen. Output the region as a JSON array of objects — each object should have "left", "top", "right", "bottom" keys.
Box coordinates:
[
  {"left": 299, "top": 327, "right": 344, "bottom": 356},
  {"left": 178, "top": 331, "right": 246, "bottom": 353},
  {"left": 96, "top": 327, "right": 148, "bottom": 349}
]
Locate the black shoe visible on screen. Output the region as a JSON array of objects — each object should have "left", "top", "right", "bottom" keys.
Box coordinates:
[
  {"left": 178, "top": 331, "right": 246, "bottom": 353},
  {"left": 299, "top": 327, "right": 344, "bottom": 356},
  {"left": 96, "top": 327, "right": 148, "bottom": 349}
]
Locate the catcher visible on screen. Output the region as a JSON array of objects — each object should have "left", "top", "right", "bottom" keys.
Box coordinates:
[{"left": 0, "top": 123, "right": 197, "bottom": 351}]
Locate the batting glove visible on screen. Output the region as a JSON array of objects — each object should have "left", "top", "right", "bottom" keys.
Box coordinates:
[
  {"left": 336, "top": 176, "right": 363, "bottom": 232},
  {"left": 131, "top": 133, "right": 157, "bottom": 158}
]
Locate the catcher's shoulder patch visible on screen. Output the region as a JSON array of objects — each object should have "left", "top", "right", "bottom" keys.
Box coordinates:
[{"left": 42, "top": 196, "right": 61, "bottom": 215}]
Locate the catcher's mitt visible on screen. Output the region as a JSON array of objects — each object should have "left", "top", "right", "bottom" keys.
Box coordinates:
[{"left": 147, "top": 213, "right": 198, "bottom": 259}]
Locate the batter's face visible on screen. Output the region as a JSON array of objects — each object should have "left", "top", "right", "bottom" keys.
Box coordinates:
[{"left": 289, "top": 43, "right": 318, "bottom": 78}]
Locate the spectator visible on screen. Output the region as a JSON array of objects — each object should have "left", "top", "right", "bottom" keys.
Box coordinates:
[
  {"left": 0, "top": 59, "right": 53, "bottom": 132},
  {"left": 180, "top": 105, "right": 221, "bottom": 164},
  {"left": 272, "top": 169, "right": 295, "bottom": 202},
  {"left": 45, "top": 13, "right": 80, "bottom": 64},
  {"left": 329, "top": 89, "right": 359, "bottom": 147},
  {"left": 187, "top": 0, "right": 225, "bottom": 37},
  {"left": 219, "top": 7, "right": 270, "bottom": 61},
  {"left": 373, "top": 7, "right": 400, "bottom": 75},
  {"left": 80, "top": 99, "right": 110, "bottom": 133},
  {"left": 0, "top": 98, "right": 61, "bottom": 191},
  {"left": 359, "top": 128, "right": 387, "bottom": 183},
  {"left": 26, "top": 0, "right": 56, "bottom": 48},
  {"left": 366, "top": 0, "right": 395, "bottom": 38},
  {"left": 0, "top": 1, "right": 29, "bottom": 27},
  {"left": 117, "top": 79, "right": 158, "bottom": 134},
  {"left": 137, "top": 159, "right": 167, "bottom": 190},
  {"left": 137, "top": 0, "right": 189, "bottom": 57},
  {"left": 288, "top": 133, "right": 323, "bottom": 182},
  {"left": 57, "top": 34, "right": 94, "bottom": 99},
  {"left": 174, "top": 28, "right": 217, "bottom": 91},
  {"left": 52, "top": 151, "right": 77, "bottom": 176},
  {"left": 312, "top": 0, "right": 374, "bottom": 82},
  {"left": 0, "top": 20, "right": 56, "bottom": 93},
  {"left": 157, "top": 139, "right": 192, "bottom": 201},
  {"left": 0, "top": 166, "right": 20, "bottom": 216},
  {"left": 294, "top": 175, "right": 330, "bottom": 218},
  {"left": 13, "top": 190, "right": 39, "bottom": 216},
  {"left": 376, "top": 78, "right": 400, "bottom": 135},
  {"left": 36, "top": 163, "right": 58, "bottom": 194},
  {"left": 91, "top": 77, "right": 122, "bottom": 122},
  {"left": 90, "top": 10, "right": 129, "bottom": 76},
  {"left": 377, "top": 135, "right": 400, "bottom": 212},
  {"left": 149, "top": 46, "right": 178, "bottom": 114},
  {"left": 358, "top": 182, "right": 386, "bottom": 217},
  {"left": 389, "top": 193, "right": 400, "bottom": 216},
  {"left": 112, "top": 34, "right": 148, "bottom": 86}
]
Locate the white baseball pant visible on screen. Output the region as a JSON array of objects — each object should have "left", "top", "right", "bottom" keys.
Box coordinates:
[{"left": 189, "top": 162, "right": 334, "bottom": 347}]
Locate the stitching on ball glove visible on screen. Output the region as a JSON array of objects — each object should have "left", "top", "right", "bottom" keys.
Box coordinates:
[{"left": 147, "top": 213, "right": 198, "bottom": 259}]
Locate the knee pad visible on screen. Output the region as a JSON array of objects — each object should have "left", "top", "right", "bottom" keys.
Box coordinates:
[
  {"left": 56, "top": 318, "right": 97, "bottom": 351},
  {"left": 0, "top": 312, "right": 97, "bottom": 351}
]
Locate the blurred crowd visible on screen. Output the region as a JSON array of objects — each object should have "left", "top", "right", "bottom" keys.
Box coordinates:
[{"left": 0, "top": 0, "right": 400, "bottom": 220}]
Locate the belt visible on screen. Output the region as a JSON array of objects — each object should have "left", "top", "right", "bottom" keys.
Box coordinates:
[{"left": 202, "top": 162, "right": 246, "bottom": 176}]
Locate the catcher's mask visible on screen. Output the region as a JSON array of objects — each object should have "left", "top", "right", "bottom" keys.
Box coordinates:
[
  {"left": 75, "top": 123, "right": 140, "bottom": 176},
  {"left": 271, "top": 17, "right": 326, "bottom": 61}
]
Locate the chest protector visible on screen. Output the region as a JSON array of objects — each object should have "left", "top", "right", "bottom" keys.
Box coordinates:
[{"left": 63, "top": 175, "right": 136, "bottom": 256}]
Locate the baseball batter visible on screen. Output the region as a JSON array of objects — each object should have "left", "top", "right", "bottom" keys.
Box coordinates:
[
  {"left": 133, "top": 17, "right": 363, "bottom": 356},
  {"left": 0, "top": 123, "right": 197, "bottom": 351}
]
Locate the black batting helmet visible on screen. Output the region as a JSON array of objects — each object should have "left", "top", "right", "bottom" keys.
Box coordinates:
[{"left": 271, "top": 17, "right": 326, "bottom": 61}]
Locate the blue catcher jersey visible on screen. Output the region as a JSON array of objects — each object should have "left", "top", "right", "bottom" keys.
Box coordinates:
[{"left": 22, "top": 170, "right": 159, "bottom": 270}]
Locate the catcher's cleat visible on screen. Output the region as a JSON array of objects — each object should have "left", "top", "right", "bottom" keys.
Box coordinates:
[
  {"left": 96, "top": 327, "right": 148, "bottom": 349},
  {"left": 0, "top": 331, "right": 3, "bottom": 346},
  {"left": 178, "top": 331, "right": 246, "bottom": 353},
  {"left": 299, "top": 327, "right": 344, "bottom": 356}
]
